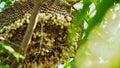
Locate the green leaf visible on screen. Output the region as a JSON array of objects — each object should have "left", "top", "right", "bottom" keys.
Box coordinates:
[
  {"left": 0, "top": 65, "right": 9, "bottom": 68},
  {"left": 67, "top": 0, "right": 91, "bottom": 46},
  {"left": 0, "top": 57, "right": 9, "bottom": 61},
  {"left": 1, "top": 0, "right": 12, "bottom": 5},
  {"left": 0, "top": 0, "right": 13, "bottom": 11},
  {"left": 64, "top": 59, "right": 74, "bottom": 68},
  {"left": 82, "top": 0, "right": 117, "bottom": 42},
  {"left": 0, "top": 42, "right": 25, "bottom": 60},
  {"left": 0, "top": 44, "right": 4, "bottom": 52}
]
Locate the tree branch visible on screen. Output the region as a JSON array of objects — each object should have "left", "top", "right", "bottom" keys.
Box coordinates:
[
  {"left": 20, "top": 0, "right": 44, "bottom": 56},
  {"left": 11, "top": 0, "right": 44, "bottom": 68}
]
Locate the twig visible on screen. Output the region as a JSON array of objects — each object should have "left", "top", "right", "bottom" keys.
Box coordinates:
[
  {"left": 10, "top": 0, "right": 44, "bottom": 68},
  {"left": 20, "top": 0, "right": 44, "bottom": 56}
]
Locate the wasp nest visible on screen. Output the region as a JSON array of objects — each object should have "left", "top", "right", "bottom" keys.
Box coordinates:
[{"left": 0, "top": 0, "right": 76, "bottom": 68}]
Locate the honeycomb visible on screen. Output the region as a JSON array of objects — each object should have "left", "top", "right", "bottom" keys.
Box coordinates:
[{"left": 0, "top": 0, "right": 75, "bottom": 68}]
